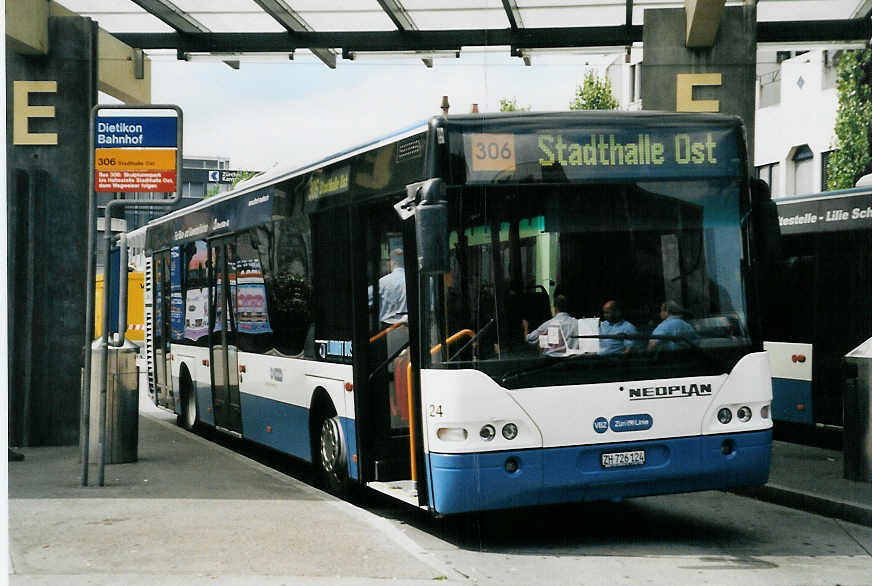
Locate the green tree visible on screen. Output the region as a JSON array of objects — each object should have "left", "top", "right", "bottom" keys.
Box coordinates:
[
  {"left": 499, "top": 96, "right": 530, "bottom": 112},
  {"left": 231, "top": 170, "right": 259, "bottom": 188},
  {"left": 827, "top": 49, "right": 872, "bottom": 190},
  {"left": 569, "top": 70, "right": 619, "bottom": 111}
]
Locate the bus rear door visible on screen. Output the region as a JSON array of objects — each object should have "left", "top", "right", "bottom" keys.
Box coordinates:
[{"left": 209, "top": 237, "right": 243, "bottom": 434}]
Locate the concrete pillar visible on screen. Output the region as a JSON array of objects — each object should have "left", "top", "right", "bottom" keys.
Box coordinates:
[
  {"left": 6, "top": 15, "right": 98, "bottom": 445},
  {"left": 642, "top": 5, "right": 757, "bottom": 164}
]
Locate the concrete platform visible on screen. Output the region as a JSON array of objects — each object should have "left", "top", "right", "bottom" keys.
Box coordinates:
[
  {"left": 736, "top": 439, "right": 872, "bottom": 527},
  {"left": 8, "top": 402, "right": 872, "bottom": 584},
  {"left": 7, "top": 407, "right": 457, "bottom": 585}
]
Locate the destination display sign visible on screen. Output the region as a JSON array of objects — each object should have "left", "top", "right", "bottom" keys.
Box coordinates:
[
  {"left": 94, "top": 115, "right": 178, "bottom": 193},
  {"left": 776, "top": 191, "right": 872, "bottom": 235},
  {"left": 462, "top": 126, "right": 740, "bottom": 183},
  {"left": 307, "top": 165, "right": 350, "bottom": 201}
]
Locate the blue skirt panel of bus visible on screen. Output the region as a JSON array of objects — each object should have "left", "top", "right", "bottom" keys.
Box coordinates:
[
  {"left": 239, "top": 393, "right": 313, "bottom": 463},
  {"left": 236, "top": 392, "right": 360, "bottom": 481},
  {"left": 426, "top": 430, "right": 772, "bottom": 515},
  {"left": 340, "top": 418, "right": 359, "bottom": 480},
  {"left": 771, "top": 378, "right": 813, "bottom": 424},
  {"left": 196, "top": 382, "right": 215, "bottom": 426}
]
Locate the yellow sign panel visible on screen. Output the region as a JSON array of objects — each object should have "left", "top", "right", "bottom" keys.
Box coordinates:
[
  {"left": 469, "top": 133, "right": 516, "bottom": 173},
  {"left": 95, "top": 148, "right": 176, "bottom": 171}
]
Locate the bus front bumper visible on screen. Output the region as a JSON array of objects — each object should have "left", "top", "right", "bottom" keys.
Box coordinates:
[{"left": 426, "top": 429, "right": 772, "bottom": 515}]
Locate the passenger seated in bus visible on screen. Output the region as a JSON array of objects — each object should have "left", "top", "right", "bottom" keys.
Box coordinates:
[
  {"left": 369, "top": 248, "right": 407, "bottom": 328},
  {"left": 598, "top": 299, "right": 638, "bottom": 355},
  {"left": 648, "top": 300, "right": 699, "bottom": 351},
  {"left": 523, "top": 294, "right": 578, "bottom": 356}
]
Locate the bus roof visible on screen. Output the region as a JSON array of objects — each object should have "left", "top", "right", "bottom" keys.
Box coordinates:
[
  {"left": 142, "top": 110, "right": 746, "bottom": 232},
  {"left": 144, "top": 119, "right": 429, "bottom": 229},
  {"left": 773, "top": 184, "right": 872, "bottom": 205}
]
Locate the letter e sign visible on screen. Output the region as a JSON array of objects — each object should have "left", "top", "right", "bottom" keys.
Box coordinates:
[
  {"left": 14, "top": 81, "right": 58, "bottom": 145},
  {"left": 675, "top": 73, "right": 722, "bottom": 113}
]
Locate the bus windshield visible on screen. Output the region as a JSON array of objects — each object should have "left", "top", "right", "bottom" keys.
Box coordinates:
[{"left": 420, "top": 178, "right": 750, "bottom": 385}]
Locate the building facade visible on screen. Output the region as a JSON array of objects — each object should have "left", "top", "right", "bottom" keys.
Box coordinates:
[{"left": 606, "top": 47, "right": 846, "bottom": 197}]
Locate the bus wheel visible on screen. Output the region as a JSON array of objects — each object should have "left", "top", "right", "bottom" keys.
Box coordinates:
[
  {"left": 319, "top": 415, "right": 348, "bottom": 495},
  {"left": 178, "top": 374, "right": 198, "bottom": 432}
]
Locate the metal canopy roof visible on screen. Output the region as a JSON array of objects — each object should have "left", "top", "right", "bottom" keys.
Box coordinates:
[{"left": 55, "top": 0, "right": 872, "bottom": 69}]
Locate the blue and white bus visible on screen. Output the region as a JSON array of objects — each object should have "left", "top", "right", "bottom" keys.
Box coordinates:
[
  {"left": 764, "top": 184, "right": 872, "bottom": 429},
  {"left": 140, "top": 111, "right": 773, "bottom": 515}
]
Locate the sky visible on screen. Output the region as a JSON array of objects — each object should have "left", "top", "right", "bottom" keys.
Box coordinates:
[{"left": 117, "top": 50, "right": 618, "bottom": 173}]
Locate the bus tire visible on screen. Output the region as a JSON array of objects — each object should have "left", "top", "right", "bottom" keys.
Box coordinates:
[
  {"left": 318, "top": 414, "right": 349, "bottom": 495},
  {"left": 177, "top": 368, "right": 199, "bottom": 432}
]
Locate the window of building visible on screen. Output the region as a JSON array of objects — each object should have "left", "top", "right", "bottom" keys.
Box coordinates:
[
  {"left": 821, "top": 150, "right": 834, "bottom": 191},
  {"left": 792, "top": 145, "right": 814, "bottom": 196},
  {"left": 756, "top": 162, "right": 780, "bottom": 196}
]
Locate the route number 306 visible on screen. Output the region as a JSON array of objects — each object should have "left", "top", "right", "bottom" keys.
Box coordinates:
[{"left": 469, "top": 134, "right": 516, "bottom": 173}]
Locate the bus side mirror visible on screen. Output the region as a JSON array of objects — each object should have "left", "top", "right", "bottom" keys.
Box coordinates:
[{"left": 413, "top": 179, "right": 449, "bottom": 274}]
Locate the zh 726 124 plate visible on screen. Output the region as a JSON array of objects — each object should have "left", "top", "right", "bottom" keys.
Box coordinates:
[{"left": 601, "top": 450, "right": 646, "bottom": 468}]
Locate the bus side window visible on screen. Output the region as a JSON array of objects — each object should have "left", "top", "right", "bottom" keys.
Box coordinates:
[
  {"left": 253, "top": 219, "right": 313, "bottom": 357},
  {"left": 235, "top": 232, "right": 274, "bottom": 353},
  {"left": 311, "top": 208, "right": 353, "bottom": 357},
  {"left": 183, "top": 240, "right": 210, "bottom": 347}
]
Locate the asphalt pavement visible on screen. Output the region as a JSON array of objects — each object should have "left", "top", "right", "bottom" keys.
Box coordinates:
[{"left": 7, "top": 398, "right": 872, "bottom": 585}]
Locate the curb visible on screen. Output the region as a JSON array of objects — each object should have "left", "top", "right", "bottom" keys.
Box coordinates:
[{"left": 734, "top": 484, "right": 872, "bottom": 527}]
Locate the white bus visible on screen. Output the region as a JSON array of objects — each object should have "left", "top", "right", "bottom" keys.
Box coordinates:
[{"left": 139, "top": 111, "right": 773, "bottom": 515}]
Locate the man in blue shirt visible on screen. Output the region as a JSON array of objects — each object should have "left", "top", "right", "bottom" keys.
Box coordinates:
[
  {"left": 649, "top": 301, "right": 699, "bottom": 351},
  {"left": 525, "top": 294, "right": 577, "bottom": 356},
  {"left": 369, "top": 249, "right": 407, "bottom": 326},
  {"left": 598, "top": 300, "right": 638, "bottom": 355}
]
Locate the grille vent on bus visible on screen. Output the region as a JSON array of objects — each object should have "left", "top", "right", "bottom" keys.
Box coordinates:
[{"left": 144, "top": 256, "right": 155, "bottom": 396}]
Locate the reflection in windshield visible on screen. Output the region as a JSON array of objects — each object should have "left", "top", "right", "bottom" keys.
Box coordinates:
[{"left": 422, "top": 180, "right": 750, "bottom": 377}]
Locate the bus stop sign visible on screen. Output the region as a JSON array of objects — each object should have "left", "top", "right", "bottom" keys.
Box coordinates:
[{"left": 94, "top": 116, "right": 178, "bottom": 192}]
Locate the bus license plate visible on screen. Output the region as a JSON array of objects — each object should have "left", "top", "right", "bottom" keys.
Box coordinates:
[{"left": 601, "top": 450, "right": 645, "bottom": 468}]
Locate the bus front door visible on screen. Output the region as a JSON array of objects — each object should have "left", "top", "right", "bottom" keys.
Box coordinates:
[
  {"left": 209, "top": 238, "right": 243, "bottom": 434},
  {"left": 357, "top": 201, "right": 415, "bottom": 484}
]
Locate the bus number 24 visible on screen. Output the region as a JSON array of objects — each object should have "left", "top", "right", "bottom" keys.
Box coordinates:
[{"left": 428, "top": 404, "right": 444, "bottom": 417}]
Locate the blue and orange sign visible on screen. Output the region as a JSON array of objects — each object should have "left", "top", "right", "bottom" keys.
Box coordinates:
[{"left": 94, "top": 116, "right": 178, "bottom": 193}]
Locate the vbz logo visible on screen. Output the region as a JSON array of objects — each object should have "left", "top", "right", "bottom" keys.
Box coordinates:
[{"left": 593, "top": 417, "right": 609, "bottom": 434}]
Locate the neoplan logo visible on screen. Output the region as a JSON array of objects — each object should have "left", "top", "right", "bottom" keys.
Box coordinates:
[{"left": 626, "top": 383, "right": 712, "bottom": 400}]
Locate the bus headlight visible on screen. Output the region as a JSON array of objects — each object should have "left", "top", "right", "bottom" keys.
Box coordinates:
[
  {"left": 717, "top": 408, "right": 733, "bottom": 424},
  {"left": 761, "top": 404, "right": 770, "bottom": 419},
  {"left": 737, "top": 406, "right": 752, "bottom": 422},
  {"left": 502, "top": 423, "right": 518, "bottom": 440},
  {"left": 480, "top": 424, "right": 496, "bottom": 441}
]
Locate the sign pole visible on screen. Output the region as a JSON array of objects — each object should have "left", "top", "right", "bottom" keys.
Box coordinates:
[{"left": 81, "top": 104, "right": 183, "bottom": 487}]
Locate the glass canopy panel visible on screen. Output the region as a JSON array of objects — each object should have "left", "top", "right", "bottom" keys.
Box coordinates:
[
  {"left": 518, "top": 1, "right": 626, "bottom": 28},
  {"left": 81, "top": 13, "right": 175, "bottom": 33},
  {"left": 53, "top": 0, "right": 174, "bottom": 33},
  {"left": 403, "top": 0, "right": 508, "bottom": 31},
  {"left": 290, "top": 0, "right": 396, "bottom": 31},
  {"left": 169, "top": 0, "right": 267, "bottom": 31},
  {"left": 757, "top": 0, "right": 866, "bottom": 20}
]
